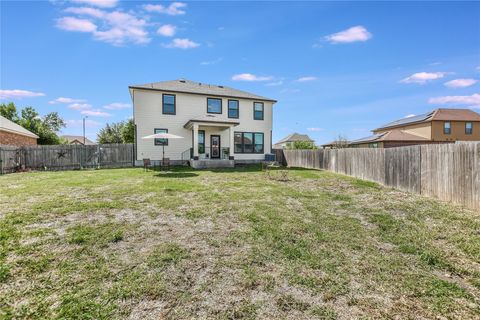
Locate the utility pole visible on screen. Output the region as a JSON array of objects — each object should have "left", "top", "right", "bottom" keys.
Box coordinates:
[{"left": 83, "top": 116, "right": 88, "bottom": 145}]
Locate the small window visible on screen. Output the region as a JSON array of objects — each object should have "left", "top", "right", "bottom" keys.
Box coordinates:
[
  {"left": 369, "top": 143, "right": 378, "bottom": 148},
  {"left": 154, "top": 128, "right": 168, "bottom": 145},
  {"left": 466, "top": 122, "right": 473, "bottom": 135},
  {"left": 162, "top": 94, "right": 175, "bottom": 114},
  {"left": 207, "top": 98, "right": 222, "bottom": 114},
  {"left": 253, "top": 102, "right": 264, "bottom": 120},
  {"left": 444, "top": 121, "right": 451, "bottom": 134},
  {"left": 198, "top": 130, "right": 205, "bottom": 154},
  {"left": 228, "top": 100, "right": 239, "bottom": 118}
]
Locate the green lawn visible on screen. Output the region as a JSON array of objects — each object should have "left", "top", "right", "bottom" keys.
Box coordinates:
[{"left": 0, "top": 166, "right": 479, "bottom": 319}]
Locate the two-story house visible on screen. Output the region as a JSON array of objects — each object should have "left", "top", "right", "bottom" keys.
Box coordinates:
[
  {"left": 336, "top": 108, "right": 480, "bottom": 148},
  {"left": 129, "top": 79, "right": 277, "bottom": 168}
]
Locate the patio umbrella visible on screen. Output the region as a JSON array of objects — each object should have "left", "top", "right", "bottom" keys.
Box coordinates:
[{"left": 142, "top": 133, "right": 184, "bottom": 160}]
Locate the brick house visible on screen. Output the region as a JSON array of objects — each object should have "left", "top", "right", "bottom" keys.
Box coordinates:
[{"left": 0, "top": 115, "right": 39, "bottom": 146}]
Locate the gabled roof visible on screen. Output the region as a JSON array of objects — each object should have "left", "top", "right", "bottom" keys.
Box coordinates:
[
  {"left": 61, "top": 135, "right": 96, "bottom": 145},
  {"left": 374, "top": 108, "right": 480, "bottom": 131},
  {"left": 275, "top": 133, "right": 314, "bottom": 144},
  {"left": 349, "top": 129, "right": 428, "bottom": 145},
  {"left": 129, "top": 79, "right": 277, "bottom": 102},
  {"left": 0, "top": 115, "right": 39, "bottom": 139},
  {"left": 431, "top": 108, "right": 480, "bottom": 121}
]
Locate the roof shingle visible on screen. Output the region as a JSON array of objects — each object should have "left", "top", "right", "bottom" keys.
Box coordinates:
[{"left": 129, "top": 79, "right": 276, "bottom": 102}]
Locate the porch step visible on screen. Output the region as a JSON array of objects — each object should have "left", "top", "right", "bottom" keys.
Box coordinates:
[{"left": 190, "top": 159, "right": 235, "bottom": 169}]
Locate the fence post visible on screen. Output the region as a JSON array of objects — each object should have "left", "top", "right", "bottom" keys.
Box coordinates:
[
  {"left": 98, "top": 144, "right": 101, "bottom": 169},
  {"left": 0, "top": 147, "right": 3, "bottom": 175}
]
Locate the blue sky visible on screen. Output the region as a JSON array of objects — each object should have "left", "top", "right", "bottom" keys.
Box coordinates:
[{"left": 1, "top": 1, "right": 479, "bottom": 144}]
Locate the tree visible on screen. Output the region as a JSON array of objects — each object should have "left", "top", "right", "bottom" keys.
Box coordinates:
[
  {"left": 98, "top": 119, "right": 134, "bottom": 144},
  {"left": 121, "top": 119, "right": 134, "bottom": 143},
  {"left": 0, "top": 102, "right": 19, "bottom": 122},
  {"left": 331, "top": 135, "right": 349, "bottom": 149},
  {"left": 287, "top": 140, "right": 317, "bottom": 150},
  {"left": 97, "top": 122, "right": 124, "bottom": 144},
  {"left": 0, "top": 102, "right": 65, "bottom": 144}
]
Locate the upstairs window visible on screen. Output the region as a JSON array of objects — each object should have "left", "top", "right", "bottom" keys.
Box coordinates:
[
  {"left": 154, "top": 128, "right": 168, "bottom": 145},
  {"left": 444, "top": 121, "right": 451, "bottom": 134},
  {"left": 228, "top": 100, "right": 239, "bottom": 118},
  {"left": 253, "top": 102, "right": 264, "bottom": 120},
  {"left": 466, "top": 122, "right": 473, "bottom": 135},
  {"left": 162, "top": 94, "right": 175, "bottom": 115},
  {"left": 207, "top": 98, "right": 222, "bottom": 114}
]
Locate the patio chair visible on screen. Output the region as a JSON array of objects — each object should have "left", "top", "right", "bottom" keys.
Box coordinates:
[
  {"left": 143, "top": 158, "right": 152, "bottom": 172},
  {"left": 263, "top": 161, "right": 279, "bottom": 179},
  {"left": 161, "top": 157, "right": 170, "bottom": 171}
]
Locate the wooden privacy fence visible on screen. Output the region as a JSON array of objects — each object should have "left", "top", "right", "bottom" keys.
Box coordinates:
[
  {"left": 0, "top": 144, "right": 134, "bottom": 174},
  {"left": 274, "top": 142, "right": 480, "bottom": 211}
]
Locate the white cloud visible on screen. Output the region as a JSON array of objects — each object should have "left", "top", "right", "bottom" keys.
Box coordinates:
[
  {"left": 65, "top": 7, "right": 105, "bottom": 18},
  {"left": 0, "top": 89, "right": 45, "bottom": 99},
  {"left": 307, "top": 127, "right": 324, "bottom": 132},
  {"left": 56, "top": 17, "right": 97, "bottom": 32},
  {"left": 49, "top": 97, "right": 86, "bottom": 104},
  {"left": 325, "top": 25, "right": 372, "bottom": 44},
  {"left": 405, "top": 114, "right": 416, "bottom": 118},
  {"left": 296, "top": 76, "right": 317, "bottom": 82},
  {"left": 93, "top": 11, "right": 150, "bottom": 45},
  {"left": 400, "top": 72, "right": 446, "bottom": 84},
  {"left": 444, "top": 78, "right": 478, "bottom": 88},
  {"left": 103, "top": 102, "right": 131, "bottom": 110},
  {"left": 57, "top": 9, "right": 150, "bottom": 46},
  {"left": 68, "top": 103, "right": 92, "bottom": 110},
  {"left": 157, "top": 24, "right": 176, "bottom": 37},
  {"left": 71, "top": 0, "right": 118, "bottom": 8},
  {"left": 143, "top": 2, "right": 187, "bottom": 15},
  {"left": 81, "top": 109, "right": 111, "bottom": 117},
  {"left": 200, "top": 57, "right": 222, "bottom": 65},
  {"left": 231, "top": 73, "right": 273, "bottom": 81},
  {"left": 265, "top": 81, "right": 283, "bottom": 86},
  {"left": 66, "top": 119, "right": 102, "bottom": 127},
  {"left": 428, "top": 93, "right": 480, "bottom": 108},
  {"left": 163, "top": 38, "right": 199, "bottom": 49}
]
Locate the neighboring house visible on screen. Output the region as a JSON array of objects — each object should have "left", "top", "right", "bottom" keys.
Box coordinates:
[
  {"left": 61, "top": 135, "right": 96, "bottom": 145},
  {"left": 0, "top": 115, "right": 38, "bottom": 146},
  {"left": 273, "top": 133, "right": 315, "bottom": 149},
  {"left": 335, "top": 108, "right": 480, "bottom": 148},
  {"left": 129, "top": 79, "right": 276, "bottom": 168}
]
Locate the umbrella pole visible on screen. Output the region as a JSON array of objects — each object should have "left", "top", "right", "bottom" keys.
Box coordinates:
[{"left": 162, "top": 144, "right": 165, "bottom": 170}]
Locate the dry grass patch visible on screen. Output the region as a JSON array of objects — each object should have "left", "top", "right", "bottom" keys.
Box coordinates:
[{"left": 0, "top": 166, "right": 479, "bottom": 319}]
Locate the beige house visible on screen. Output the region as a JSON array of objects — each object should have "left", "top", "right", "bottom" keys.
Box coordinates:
[
  {"left": 343, "top": 108, "right": 480, "bottom": 148},
  {"left": 273, "top": 133, "right": 314, "bottom": 149},
  {"left": 129, "top": 79, "right": 276, "bottom": 168},
  {"left": 61, "top": 135, "right": 96, "bottom": 145}
]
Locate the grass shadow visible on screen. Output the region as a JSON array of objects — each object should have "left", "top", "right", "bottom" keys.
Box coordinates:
[{"left": 154, "top": 172, "right": 199, "bottom": 178}]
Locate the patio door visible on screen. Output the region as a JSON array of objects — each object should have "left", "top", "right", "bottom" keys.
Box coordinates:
[{"left": 211, "top": 135, "right": 220, "bottom": 159}]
